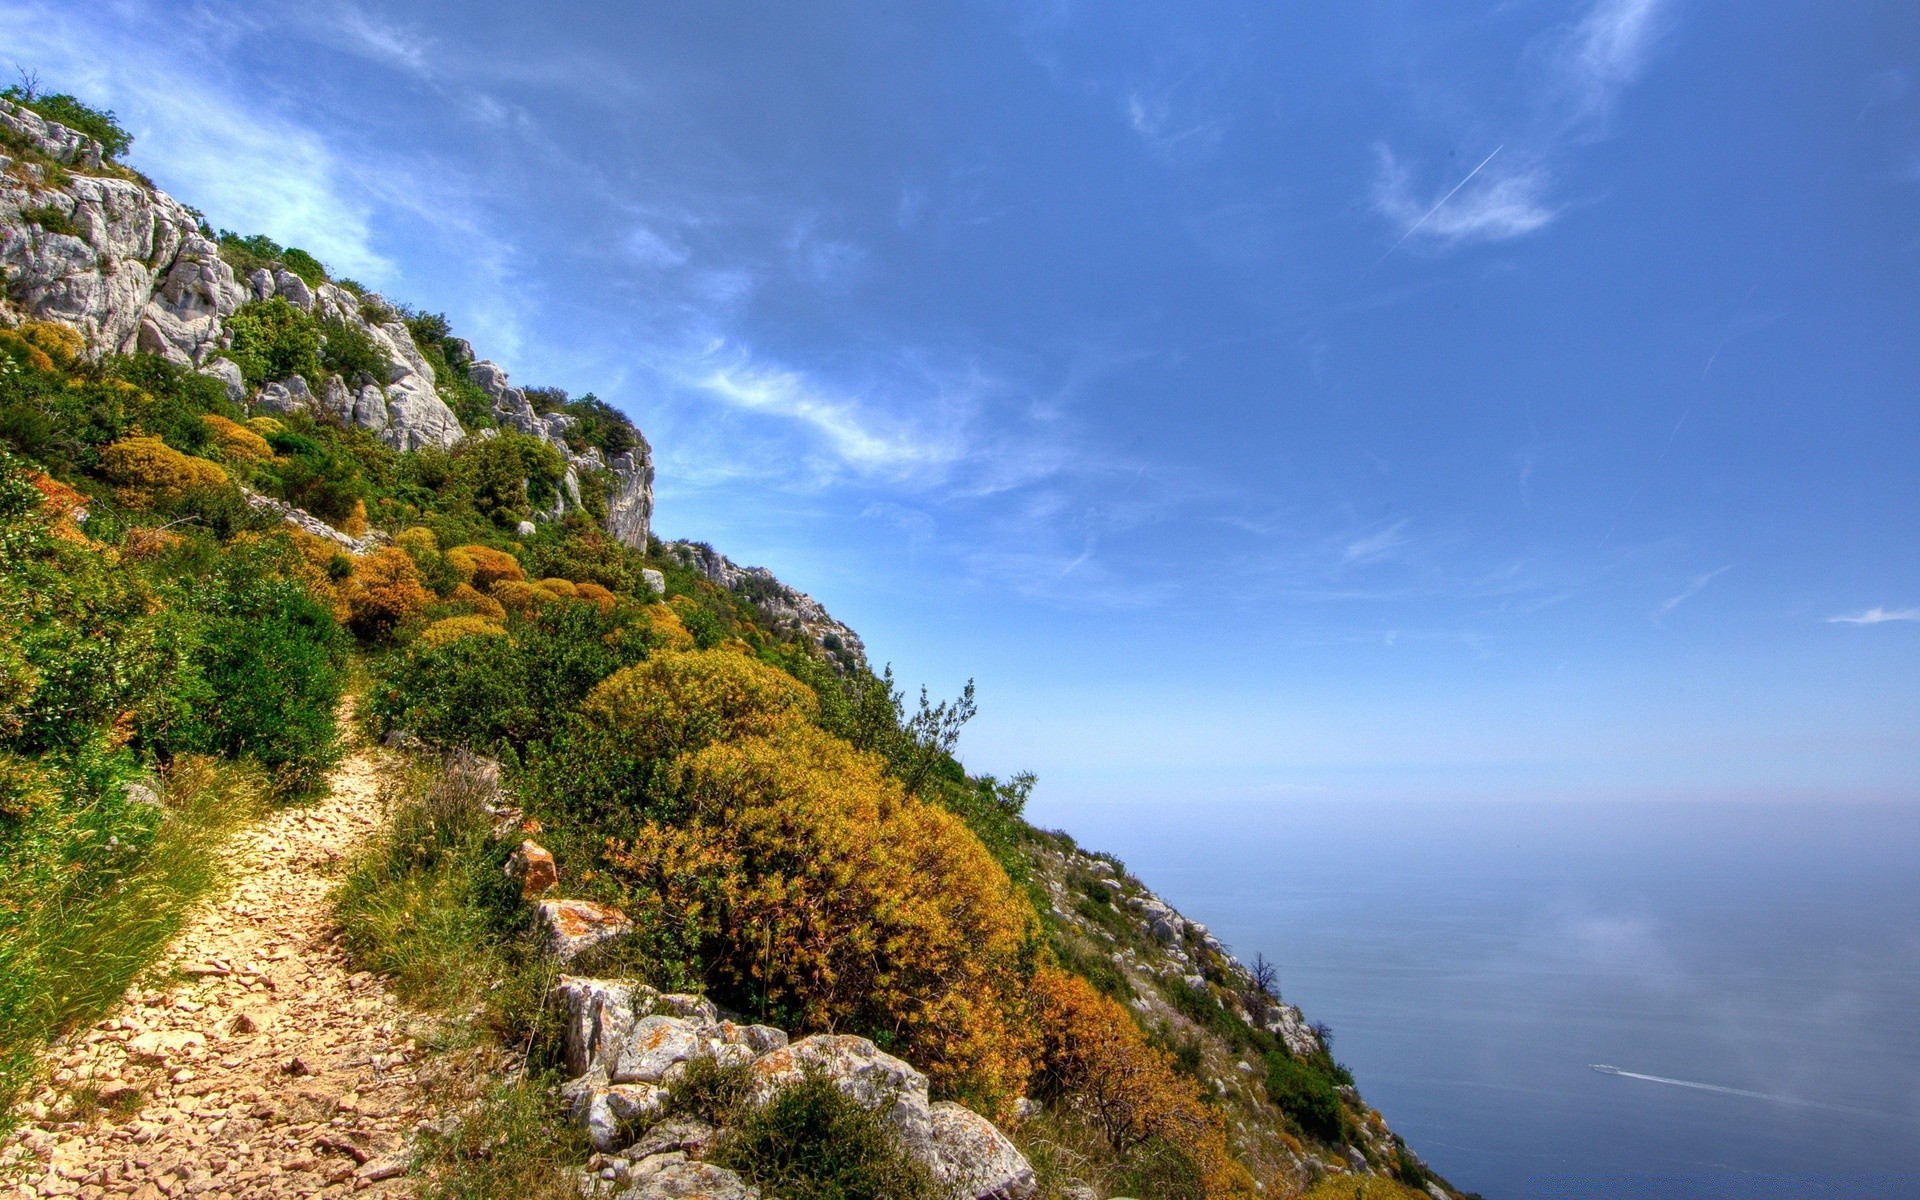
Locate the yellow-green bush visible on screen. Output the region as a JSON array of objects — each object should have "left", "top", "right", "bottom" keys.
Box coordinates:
[
  {"left": 581, "top": 650, "right": 816, "bottom": 762},
  {"left": 417, "top": 614, "right": 508, "bottom": 650},
  {"left": 446, "top": 543, "right": 525, "bottom": 590},
  {"left": 343, "top": 546, "right": 431, "bottom": 640},
  {"left": 99, "top": 435, "right": 228, "bottom": 509},
  {"left": 198, "top": 413, "right": 273, "bottom": 463}
]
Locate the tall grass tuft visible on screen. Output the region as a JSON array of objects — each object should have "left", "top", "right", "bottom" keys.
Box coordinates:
[
  {"left": 335, "top": 751, "right": 579, "bottom": 1197},
  {"left": 0, "top": 757, "right": 261, "bottom": 1127}
]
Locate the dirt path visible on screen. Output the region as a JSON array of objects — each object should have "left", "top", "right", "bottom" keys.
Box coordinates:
[{"left": 3, "top": 746, "right": 435, "bottom": 1199}]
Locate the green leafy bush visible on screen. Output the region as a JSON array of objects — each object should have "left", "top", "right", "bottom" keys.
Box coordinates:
[
  {"left": 220, "top": 297, "right": 322, "bottom": 388},
  {"left": 278, "top": 247, "right": 328, "bottom": 286},
  {"left": 1, "top": 87, "right": 133, "bottom": 159},
  {"left": 1263, "top": 1052, "right": 1347, "bottom": 1143},
  {"left": 16, "top": 204, "right": 78, "bottom": 237}
]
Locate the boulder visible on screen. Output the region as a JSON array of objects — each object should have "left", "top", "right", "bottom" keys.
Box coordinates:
[
  {"left": 198, "top": 358, "right": 246, "bottom": 403},
  {"left": 272, "top": 267, "right": 314, "bottom": 311},
  {"left": 619, "top": 1160, "right": 758, "bottom": 1200},
  {"left": 653, "top": 993, "right": 720, "bottom": 1025},
  {"left": 538, "top": 899, "right": 633, "bottom": 963},
  {"left": 748, "top": 1034, "right": 932, "bottom": 1155},
  {"left": 641, "top": 568, "right": 666, "bottom": 596},
  {"left": 623, "top": 1116, "right": 718, "bottom": 1162},
  {"left": 506, "top": 840, "right": 559, "bottom": 898},
  {"left": 253, "top": 376, "right": 316, "bottom": 417},
  {"left": 443, "top": 336, "right": 474, "bottom": 367},
  {"left": 927, "top": 1101, "right": 1037, "bottom": 1200},
  {"left": 573, "top": 1081, "right": 665, "bottom": 1152},
  {"left": 555, "top": 976, "right": 659, "bottom": 1079},
  {"left": 719, "top": 1022, "right": 787, "bottom": 1054},
  {"left": 611, "top": 1015, "right": 704, "bottom": 1085}
]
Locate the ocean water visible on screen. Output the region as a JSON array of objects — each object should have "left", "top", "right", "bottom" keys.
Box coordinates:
[{"left": 1025, "top": 797, "right": 1920, "bottom": 1199}]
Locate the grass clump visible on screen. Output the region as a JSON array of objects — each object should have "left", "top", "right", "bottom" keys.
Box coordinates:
[
  {"left": 0, "top": 756, "right": 262, "bottom": 1124},
  {"left": 709, "top": 1071, "right": 940, "bottom": 1200}
]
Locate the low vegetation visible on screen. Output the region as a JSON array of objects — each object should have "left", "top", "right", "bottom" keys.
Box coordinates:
[{"left": 2, "top": 80, "right": 1453, "bottom": 1197}]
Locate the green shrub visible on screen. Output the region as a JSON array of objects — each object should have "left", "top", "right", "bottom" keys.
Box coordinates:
[
  {"left": 220, "top": 297, "right": 321, "bottom": 388},
  {"left": 1264, "top": 1052, "right": 1347, "bottom": 1143},
  {"left": 320, "top": 319, "right": 391, "bottom": 383},
  {"left": 1, "top": 87, "right": 133, "bottom": 159},
  {"left": 143, "top": 540, "right": 350, "bottom": 796},
  {"left": 278, "top": 247, "right": 328, "bottom": 286},
  {"left": 711, "top": 1071, "right": 941, "bottom": 1200},
  {"left": 215, "top": 230, "right": 282, "bottom": 277}
]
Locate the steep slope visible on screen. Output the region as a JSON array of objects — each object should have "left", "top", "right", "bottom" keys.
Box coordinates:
[{"left": 0, "top": 93, "right": 1462, "bottom": 1200}]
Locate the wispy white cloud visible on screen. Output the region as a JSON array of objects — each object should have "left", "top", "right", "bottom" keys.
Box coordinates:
[
  {"left": 1342, "top": 519, "right": 1410, "bottom": 565},
  {"left": 1370, "top": 0, "right": 1675, "bottom": 252},
  {"left": 1827, "top": 607, "right": 1920, "bottom": 626},
  {"left": 682, "top": 353, "right": 961, "bottom": 475},
  {"left": 1653, "top": 564, "right": 1729, "bottom": 622},
  {"left": 0, "top": 5, "right": 397, "bottom": 282},
  {"left": 1551, "top": 0, "right": 1675, "bottom": 130},
  {"left": 1370, "top": 146, "right": 1556, "bottom": 249},
  {"left": 1124, "top": 90, "right": 1225, "bottom": 156}
]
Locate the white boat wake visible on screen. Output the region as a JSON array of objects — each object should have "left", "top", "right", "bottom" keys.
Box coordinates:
[{"left": 1588, "top": 1064, "right": 1911, "bottom": 1123}]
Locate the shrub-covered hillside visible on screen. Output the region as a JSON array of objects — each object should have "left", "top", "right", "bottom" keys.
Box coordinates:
[{"left": 0, "top": 85, "right": 1463, "bottom": 1200}]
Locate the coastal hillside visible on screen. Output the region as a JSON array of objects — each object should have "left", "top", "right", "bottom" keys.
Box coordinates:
[{"left": 0, "top": 87, "right": 1464, "bottom": 1200}]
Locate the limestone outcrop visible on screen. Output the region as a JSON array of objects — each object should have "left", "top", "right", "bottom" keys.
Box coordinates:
[
  {"left": 662, "top": 541, "right": 865, "bottom": 670},
  {"left": 554, "top": 977, "right": 1035, "bottom": 1200},
  {"left": 0, "top": 99, "right": 651, "bottom": 545}
]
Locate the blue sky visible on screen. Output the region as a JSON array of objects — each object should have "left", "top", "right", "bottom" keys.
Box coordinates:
[{"left": 11, "top": 0, "right": 1917, "bottom": 804}]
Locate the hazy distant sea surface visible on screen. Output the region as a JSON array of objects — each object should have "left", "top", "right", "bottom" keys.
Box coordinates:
[{"left": 1026, "top": 797, "right": 1920, "bottom": 1199}]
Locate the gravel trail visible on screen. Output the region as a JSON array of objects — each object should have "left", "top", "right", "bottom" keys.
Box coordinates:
[{"left": 3, "top": 746, "right": 434, "bottom": 1199}]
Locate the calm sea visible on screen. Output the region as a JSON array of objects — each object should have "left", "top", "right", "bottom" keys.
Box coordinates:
[{"left": 1025, "top": 797, "right": 1920, "bottom": 1199}]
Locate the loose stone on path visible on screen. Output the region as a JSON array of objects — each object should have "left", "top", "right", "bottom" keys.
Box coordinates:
[{"left": 2, "top": 749, "right": 433, "bottom": 1199}]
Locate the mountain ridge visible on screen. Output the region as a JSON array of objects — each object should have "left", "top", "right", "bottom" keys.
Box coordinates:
[{"left": 0, "top": 88, "right": 1466, "bottom": 1200}]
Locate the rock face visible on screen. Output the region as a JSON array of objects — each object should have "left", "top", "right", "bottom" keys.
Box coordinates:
[
  {"left": 554, "top": 977, "right": 1034, "bottom": 1200},
  {"left": 0, "top": 100, "right": 651, "bottom": 544},
  {"left": 662, "top": 541, "right": 865, "bottom": 670},
  {"left": 463, "top": 357, "right": 655, "bottom": 549}
]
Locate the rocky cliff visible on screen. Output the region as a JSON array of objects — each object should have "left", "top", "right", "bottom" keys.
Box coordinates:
[{"left": 0, "top": 97, "right": 653, "bottom": 548}]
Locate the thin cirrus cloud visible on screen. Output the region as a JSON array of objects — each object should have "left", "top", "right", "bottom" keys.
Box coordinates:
[
  {"left": 682, "top": 355, "right": 963, "bottom": 477},
  {"left": 1827, "top": 607, "right": 1920, "bottom": 626},
  {"left": 0, "top": 4, "right": 397, "bottom": 283},
  {"left": 1370, "top": 0, "right": 1675, "bottom": 252},
  {"left": 1653, "top": 564, "right": 1730, "bottom": 622}
]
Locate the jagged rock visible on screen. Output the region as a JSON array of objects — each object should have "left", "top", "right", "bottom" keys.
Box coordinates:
[
  {"left": 241, "top": 490, "right": 380, "bottom": 554},
  {"left": 620, "top": 1160, "right": 758, "bottom": 1200},
  {"left": 538, "top": 899, "right": 634, "bottom": 962},
  {"left": 641, "top": 568, "right": 666, "bottom": 595},
  {"left": 611, "top": 1016, "right": 704, "bottom": 1085},
  {"left": 0, "top": 98, "right": 104, "bottom": 168},
  {"left": 272, "top": 267, "right": 314, "bottom": 311},
  {"left": 927, "top": 1101, "right": 1037, "bottom": 1200},
  {"left": 719, "top": 1022, "right": 787, "bottom": 1054},
  {"left": 653, "top": 993, "right": 720, "bottom": 1024},
  {"left": 443, "top": 336, "right": 474, "bottom": 367},
  {"left": 505, "top": 840, "right": 558, "bottom": 899},
  {"left": 623, "top": 1116, "right": 718, "bottom": 1163},
  {"left": 352, "top": 384, "right": 389, "bottom": 433},
  {"left": 663, "top": 542, "right": 864, "bottom": 668},
  {"left": 555, "top": 976, "right": 660, "bottom": 1079},
  {"left": 253, "top": 376, "right": 316, "bottom": 418},
  {"left": 749, "top": 1035, "right": 932, "bottom": 1156},
  {"left": 198, "top": 358, "right": 246, "bottom": 402},
  {"left": 593, "top": 1085, "right": 666, "bottom": 1151}
]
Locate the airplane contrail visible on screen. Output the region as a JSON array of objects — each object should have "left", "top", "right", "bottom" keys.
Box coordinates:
[{"left": 1372, "top": 144, "right": 1505, "bottom": 269}]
